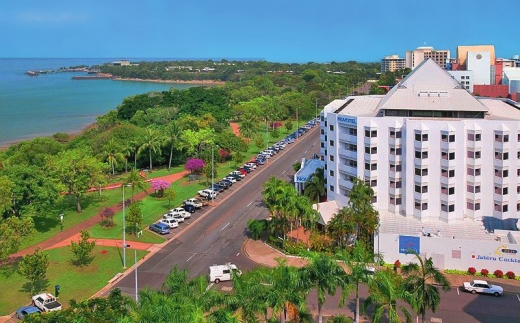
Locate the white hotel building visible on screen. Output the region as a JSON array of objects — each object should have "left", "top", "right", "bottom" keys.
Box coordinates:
[{"left": 320, "top": 59, "right": 520, "bottom": 272}]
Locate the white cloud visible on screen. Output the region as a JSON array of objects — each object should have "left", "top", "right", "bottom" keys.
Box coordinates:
[{"left": 18, "top": 12, "right": 87, "bottom": 24}]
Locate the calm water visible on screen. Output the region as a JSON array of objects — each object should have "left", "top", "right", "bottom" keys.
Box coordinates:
[{"left": 0, "top": 58, "right": 192, "bottom": 146}]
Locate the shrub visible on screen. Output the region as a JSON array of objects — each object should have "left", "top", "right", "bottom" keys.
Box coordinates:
[
  {"left": 468, "top": 267, "right": 477, "bottom": 275},
  {"left": 185, "top": 158, "right": 205, "bottom": 173},
  {"left": 480, "top": 268, "right": 489, "bottom": 276},
  {"left": 506, "top": 271, "right": 516, "bottom": 279},
  {"left": 494, "top": 269, "right": 504, "bottom": 278}
]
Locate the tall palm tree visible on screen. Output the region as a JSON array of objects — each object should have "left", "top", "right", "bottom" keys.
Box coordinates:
[
  {"left": 347, "top": 177, "right": 380, "bottom": 248},
  {"left": 227, "top": 269, "right": 270, "bottom": 322},
  {"left": 298, "top": 252, "right": 350, "bottom": 323},
  {"left": 327, "top": 207, "right": 356, "bottom": 248},
  {"left": 337, "top": 243, "right": 383, "bottom": 323},
  {"left": 124, "top": 168, "right": 147, "bottom": 200},
  {"left": 100, "top": 138, "right": 124, "bottom": 176},
  {"left": 163, "top": 121, "right": 182, "bottom": 170},
  {"left": 401, "top": 252, "right": 451, "bottom": 323},
  {"left": 364, "top": 269, "right": 412, "bottom": 323},
  {"left": 303, "top": 167, "right": 325, "bottom": 204},
  {"left": 138, "top": 127, "right": 161, "bottom": 171}
]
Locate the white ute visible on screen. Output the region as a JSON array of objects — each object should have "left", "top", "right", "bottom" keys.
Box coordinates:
[
  {"left": 463, "top": 279, "right": 503, "bottom": 296},
  {"left": 32, "top": 293, "right": 62, "bottom": 312},
  {"left": 209, "top": 263, "right": 241, "bottom": 284}
]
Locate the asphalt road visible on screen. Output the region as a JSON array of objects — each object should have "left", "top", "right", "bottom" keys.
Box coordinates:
[{"left": 113, "top": 125, "right": 321, "bottom": 296}]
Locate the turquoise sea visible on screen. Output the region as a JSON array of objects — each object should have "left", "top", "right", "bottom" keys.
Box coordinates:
[{"left": 0, "top": 58, "right": 192, "bottom": 146}]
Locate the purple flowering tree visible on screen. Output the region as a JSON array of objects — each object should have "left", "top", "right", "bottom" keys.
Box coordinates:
[
  {"left": 185, "top": 158, "right": 205, "bottom": 174},
  {"left": 151, "top": 179, "right": 170, "bottom": 197}
]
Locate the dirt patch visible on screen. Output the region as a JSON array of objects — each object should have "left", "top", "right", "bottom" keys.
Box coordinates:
[{"left": 230, "top": 122, "right": 240, "bottom": 137}]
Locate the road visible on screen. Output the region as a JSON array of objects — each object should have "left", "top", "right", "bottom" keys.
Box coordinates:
[{"left": 113, "top": 125, "right": 321, "bottom": 295}]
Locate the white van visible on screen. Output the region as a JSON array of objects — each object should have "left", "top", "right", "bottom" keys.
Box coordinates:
[{"left": 209, "top": 263, "right": 241, "bottom": 283}]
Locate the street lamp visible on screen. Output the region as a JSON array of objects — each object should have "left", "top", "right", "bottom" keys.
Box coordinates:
[
  {"left": 211, "top": 144, "right": 214, "bottom": 204},
  {"left": 296, "top": 106, "right": 299, "bottom": 140},
  {"left": 122, "top": 184, "right": 131, "bottom": 268},
  {"left": 125, "top": 244, "right": 138, "bottom": 303}
]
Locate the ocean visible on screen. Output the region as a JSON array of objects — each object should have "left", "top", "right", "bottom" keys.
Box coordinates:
[{"left": 0, "top": 58, "right": 193, "bottom": 146}]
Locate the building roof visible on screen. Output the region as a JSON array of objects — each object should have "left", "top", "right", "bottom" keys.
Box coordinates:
[
  {"left": 313, "top": 200, "right": 340, "bottom": 226},
  {"left": 503, "top": 67, "right": 520, "bottom": 81},
  {"left": 294, "top": 158, "right": 324, "bottom": 183}
]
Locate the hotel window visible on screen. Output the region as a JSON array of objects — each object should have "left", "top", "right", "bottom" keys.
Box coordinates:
[
  {"left": 495, "top": 151, "right": 509, "bottom": 160},
  {"left": 468, "top": 132, "right": 481, "bottom": 141},
  {"left": 441, "top": 203, "right": 455, "bottom": 212},
  {"left": 415, "top": 167, "right": 428, "bottom": 176},
  {"left": 390, "top": 163, "right": 402, "bottom": 172},
  {"left": 415, "top": 132, "right": 428, "bottom": 142},
  {"left": 345, "top": 158, "right": 357, "bottom": 168},
  {"left": 467, "top": 167, "right": 481, "bottom": 176},
  {"left": 390, "top": 180, "right": 402, "bottom": 188},
  {"left": 346, "top": 143, "right": 357, "bottom": 151},
  {"left": 495, "top": 168, "right": 509, "bottom": 178},
  {"left": 495, "top": 133, "right": 509, "bottom": 143},
  {"left": 390, "top": 147, "right": 402, "bottom": 155},
  {"left": 389, "top": 129, "right": 402, "bottom": 138},
  {"left": 365, "top": 128, "right": 377, "bottom": 138},
  {"left": 365, "top": 163, "right": 377, "bottom": 171},
  {"left": 329, "top": 140, "right": 334, "bottom": 147},
  {"left": 517, "top": 151, "right": 520, "bottom": 159},
  {"left": 329, "top": 155, "right": 334, "bottom": 162},
  {"left": 467, "top": 184, "right": 481, "bottom": 193},
  {"left": 441, "top": 133, "right": 455, "bottom": 142},
  {"left": 467, "top": 200, "right": 481, "bottom": 210},
  {"left": 321, "top": 129, "right": 325, "bottom": 135},
  {"left": 415, "top": 184, "right": 428, "bottom": 193},
  {"left": 467, "top": 150, "right": 481, "bottom": 159},
  {"left": 365, "top": 146, "right": 377, "bottom": 154},
  {"left": 441, "top": 168, "right": 455, "bottom": 177},
  {"left": 518, "top": 203, "right": 520, "bottom": 212},
  {"left": 495, "top": 185, "right": 508, "bottom": 195},
  {"left": 494, "top": 203, "right": 508, "bottom": 212},
  {"left": 321, "top": 142, "right": 324, "bottom": 148},
  {"left": 348, "top": 127, "right": 357, "bottom": 136},
  {"left": 329, "top": 124, "right": 334, "bottom": 131},
  {"left": 329, "top": 170, "right": 334, "bottom": 177},
  {"left": 329, "top": 185, "right": 334, "bottom": 192},
  {"left": 518, "top": 133, "right": 520, "bottom": 142},
  {"left": 441, "top": 151, "right": 455, "bottom": 160},
  {"left": 415, "top": 150, "right": 428, "bottom": 159},
  {"left": 365, "top": 179, "right": 377, "bottom": 187},
  {"left": 441, "top": 185, "right": 455, "bottom": 195},
  {"left": 390, "top": 196, "right": 402, "bottom": 205},
  {"left": 414, "top": 201, "right": 428, "bottom": 210},
  {"left": 371, "top": 196, "right": 377, "bottom": 203}
]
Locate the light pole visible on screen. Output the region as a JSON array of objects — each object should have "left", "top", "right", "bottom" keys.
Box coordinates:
[
  {"left": 296, "top": 106, "right": 299, "bottom": 140},
  {"left": 134, "top": 248, "right": 138, "bottom": 303},
  {"left": 315, "top": 98, "right": 318, "bottom": 120},
  {"left": 265, "top": 118, "right": 269, "bottom": 150},
  {"left": 211, "top": 144, "right": 214, "bottom": 203},
  {"left": 122, "top": 185, "right": 127, "bottom": 268}
]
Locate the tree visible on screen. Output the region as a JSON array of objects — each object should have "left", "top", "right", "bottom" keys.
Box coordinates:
[
  {"left": 70, "top": 230, "right": 96, "bottom": 266},
  {"left": 231, "top": 151, "right": 244, "bottom": 167},
  {"left": 364, "top": 269, "right": 412, "bottom": 323},
  {"left": 0, "top": 216, "right": 36, "bottom": 261},
  {"left": 99, "top": 138, "right": 124, "bottom": 176},
  {"left": 164, "top": 121, "right": 182, "bottom": 170},
  {"left": 303, "top": 167, "right": 325, "bottom": 204},
  {"left": 124, "top": 168, "right": 147, "bottom": 200},
  {"left": 46, "top": 148, "right": 107, "bottom": 213},
  {"left": 284, "top": 120, "right": 294, "bottom": 134},
  {"left": 138, "top": 127, "right": 161, "bottom": 171},
  {"left": 298, "top": 252, "right": 350, "bottom": 323},
  {"left": 100, "top": 207, "right": 115, "bottom": 227},
  {"left": 126, "top": 202, "right": 143, "bottom": 234},
  {"left": 0, "top": 175, "right": 14, "bottom": 216},
  {"left": 185, "top": 158, "right": 205, "bottom": 174},
  {"left": 327, "top": 207, "right": 356, "bottom": 249},
  {"left": 17, "top": 248, "right": 49, "bottom": 293},
  {"left": 164, "top": 188, "right": 177, "bottom": 208},
  {"left": 240, "top": 119, "right": 256, "bottom": 142},
  {"left": 401, "top": 252, "right": 451, "bottom": 323},
  {"left": 347, "top": 178, "right": 379, "bottom": 249},
  {"left": 247, "top": 219, "right": 268, "bottom": 240},
  {"left": 150, "top": 179, "right": 170, "bottom": 197},
  {"left": 254, "top": 134, "right": 265, "bottom": 152}
]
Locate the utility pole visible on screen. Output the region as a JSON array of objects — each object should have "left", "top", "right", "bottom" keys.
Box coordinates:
[
  {"left": 122, "top": 186, "right": 126, "bottom": 268},
  {"left": 315, "top": 98, "right": 318, "bottom": 120},
  {"left": 211, "top": 145, "right": 214, "bottom": 203},
  {"left": 296, "top": 106, "right": 299, "bottom": 140}
]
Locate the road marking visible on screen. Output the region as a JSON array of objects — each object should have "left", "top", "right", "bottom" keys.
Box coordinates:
[
  {"left": 282, "top": 170, "right": 286, "bottom": 174},
  {"left": 187, "top": 253, "right": 196, "bottom": 262},
  {"left": 247, "top": 202, "right": 252, "bottom": 208},
  {"left": 517, "top": 294, "right": 520, "bottom": 302},
  {"left": 221, "top": 223, "right": 230, "bottom": 231},
  {"left": 305, "top": 150, "right": 308, "bottom": 153},
  {"left": 206, "top": 282, "right": 214, "bottom": 292},
  {"left": 457, "top": 287, "right": 460, "bottom": 295},
  {"left": 236, "top": 253, "right": 240, "bottom": 256}
]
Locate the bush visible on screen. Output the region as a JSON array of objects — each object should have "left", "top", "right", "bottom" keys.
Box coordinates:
[
  {"left": 480, "top": 268, "right": 489, "bottom": 276},
  {"left": 494, "top": 269, "right": 504, "bottom": 278},
  {"left": 468, "top": 267, "right": 477, "bottom": 275},
  {"left": 247, "top": 219, "right": 268, "bottom": 240},
  {"left": 506, "top": 271, "right": 516, "bottom": 279}
]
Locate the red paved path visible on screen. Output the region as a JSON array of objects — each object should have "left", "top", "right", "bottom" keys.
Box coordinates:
[{"left": 10, "top": 170, "right": 189, "bottom": 259}]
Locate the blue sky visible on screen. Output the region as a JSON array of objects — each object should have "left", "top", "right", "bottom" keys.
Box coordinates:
[{"left": 0, "top": 0, "right": 517, "bottom": 63}]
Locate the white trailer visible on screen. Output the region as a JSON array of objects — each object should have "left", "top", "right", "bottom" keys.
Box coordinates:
[{"left": 209, "top": 263, "right": 241, "bottom": 283}]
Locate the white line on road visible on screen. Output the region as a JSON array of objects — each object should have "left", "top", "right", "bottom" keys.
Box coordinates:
[
  {"left": 282, "top": 170, "right": 286, "bottom": 174},
  {"left": 221, "top": 223, "right": 230, "bottom": 231},
  {"left": 236, "top": 253, "right": 240, "bottom": 256},
  {"left": 247, "top": 202, "right": 252, "bottom": 208},
  {"left": 187, "top": 253, "right": 196, "bottom": 262},
  {"left": 457, "top": 287, "right": 460, "bottom": 295},
  {"left": 305, "top": 150, "right": 308, "bottom": 154},
  {"left": 517, "top": 294, "right": 520, "bottom": 302}
]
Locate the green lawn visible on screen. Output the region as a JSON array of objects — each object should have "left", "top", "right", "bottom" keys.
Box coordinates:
[{"left": 0, "top": 246, "right": 147, "bottom": 316}]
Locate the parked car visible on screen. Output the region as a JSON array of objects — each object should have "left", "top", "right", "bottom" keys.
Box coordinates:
[
  {"left": 229, "top": 170, "right": 245, "bottom": 178},
  {"left": 32, "top": 293, "right": 61, "bottom": 312},
  {"left": 149, "top": 222, "right": 171, "bottom": 235},
  {"left": 228, "top": 173, "right": 242, "bottom": 181},
  {"left": 198, "top": 189, "right": 217, "bottom": 198},
  {"left": 238, "top": 167, "right": 251, "bottom": 174},
  {"left": 463, "top": 280, "right": 503, "bottom": 296},
  {"left": 184, "top": 198, "right": 203, "bottom": 208},
  {"left": 182, "top": 204, "right": 196, "bottom": 213},
  {"left": 160, "top": 218, "right": 179, "bottom": 229},
  {"left": 209, "top": 184, "right": 225, "bottom": 192},
  {"left": 221, "top": 179, "right": 234, "bottom": 186},
  {"left": 224, "top": 176, "right": 237, "bottom": 183},
  {"left": 163, "top": 212, "right": 184, "bottom": 223},
  {"left": 16, "top": 306, "right": 41, "bottom": 320},
  {"left": 244, "top": 162, "right": 257, "bottom": 169},
  {"left": 170, "top": 207, "right": 191, "bottom": 219}
]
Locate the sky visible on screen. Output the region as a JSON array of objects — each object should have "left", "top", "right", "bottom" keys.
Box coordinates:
[{"left": 0, "top": 0, "right": 518, "bottom": 63}]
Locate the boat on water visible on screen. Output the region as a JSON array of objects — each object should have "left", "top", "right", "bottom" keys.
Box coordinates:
[
  {"left": 72, "top": 73, "right": 114, "bottom": 80},
  {"left": 26, "top": 70, "right": 39, "bottom": 76}
]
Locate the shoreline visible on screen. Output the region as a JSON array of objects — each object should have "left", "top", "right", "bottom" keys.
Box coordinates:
[{"left": 112, "top": 77, "right": 226, "bottom": 85}]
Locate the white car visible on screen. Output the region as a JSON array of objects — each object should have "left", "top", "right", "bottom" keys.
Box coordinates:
[
  {"left": 244, "top": 163, "right": 257, "bottom": 169},
  {"left": 463, "top": 280, "right": 503, "bottom": 296},
  {"left": 160, "top": 218, "right": 179, "bottom": 228},
  {"left": 224, "top": 176, "right": 237, "bottom": 183},
  {"left": 163, "top": 212, "right": 184, "bottom": 223},
  {"left": 229, "top": 171, "right": 245, "bottom": 178},
  {"left": 198, "top": 189, "right": 217, "bottom": 198},
  {"left": 170, "top": 207, "right": 191, "bottom": 219}
]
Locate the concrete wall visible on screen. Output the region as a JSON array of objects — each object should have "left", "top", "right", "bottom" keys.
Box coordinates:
[{"left": 377, "top": 232, "right": 520, "bottom": 274}]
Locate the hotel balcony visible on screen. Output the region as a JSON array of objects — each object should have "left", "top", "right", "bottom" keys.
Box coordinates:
[
  {"left": 440, "top": 140, "right": 456, "bottom": 151},
  {"left": 414, "top": 140, "right": 429, "bottom": 150},
  {"left": 364, "top": 153, "right": 378, "bottom": 163},
  {"left": 467, "top": 157, "right": 482, "bottom": 167},
  {"left": 414, "top": 157, "right": 429, "bottom": 167},
  {"left": 440, "top": 175, "right": 455, "bottom": 185},
  {"left": 467, "top": 140, "right": 482, "bottom": 150},
  {"left": 388, "top": 136, "right": 401, "bottom": 147},
  {"left": 364, "top": 136, "right": 378, "bottom": 146}
]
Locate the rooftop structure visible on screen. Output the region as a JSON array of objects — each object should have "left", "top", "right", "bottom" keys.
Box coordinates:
[
  {"left": 381, "top": 55, "right": 406, "bottom": 73},
  {"left": 405, "top": 46, "right": 450, "bottom": 70}
]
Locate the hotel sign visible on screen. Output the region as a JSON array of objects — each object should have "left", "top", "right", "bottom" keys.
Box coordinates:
[
  {"left": 296, "top": 176, "right": 308, "bottom": 183},
  {"left": 471, "top": 245, "right": 520, "bottom": 263},
  {"left": 337, "top": 115, "right": 357, "bottom": 126},
  {"left": 398, "top": 235, "right": 420, "bottom": 254}
]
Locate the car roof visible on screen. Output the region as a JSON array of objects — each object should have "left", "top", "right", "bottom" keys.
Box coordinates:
[
  {"left": 155, "top": 222, "right": 169, "bottom": 228},
  {"left": 18, "top": 306, "right": 40, "bottom": 313},
  {"left": 472, "top": 279, "right": 489, "bottom": 284}
]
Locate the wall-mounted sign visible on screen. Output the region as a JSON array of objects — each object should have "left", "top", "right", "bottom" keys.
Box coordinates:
[
  {"left": 399, "top": 235, "right": 420, "bottom": 254},
  {"left": 296, "top": 176, "right": 308, "bottom": 183},
  {"left": 337, "top": 115, "right": 357, "bottom": 126}
]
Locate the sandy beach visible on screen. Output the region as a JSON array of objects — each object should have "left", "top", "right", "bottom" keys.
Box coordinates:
[{"left": 113, "top": 77, "right": 226, "bottom": 86}]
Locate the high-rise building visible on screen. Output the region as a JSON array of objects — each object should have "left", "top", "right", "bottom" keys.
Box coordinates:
[
  {"left": 381, "top": 55, "right": 406, "bottom": 73},
  {"left": 321, "top": 58, "right": 520, "bottom": 225},
  {"left": 405, "top": 46, "right": 450, "bottom": 69},
  {"left": 457, "top": 45, "right": 495, "bottom": 68}
]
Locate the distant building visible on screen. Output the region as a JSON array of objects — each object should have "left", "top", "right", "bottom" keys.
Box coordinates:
[
  {"left": 405, "top": 46, "right": 450, "bottom": 69},
  {"left": 381, "top": 55, "right": 406, "bottom": 73},
  {"left": 457, "top": 45, "right": 495, "bottom": 68},
  {"left": 112, "top": 60, "right": 131, "bottom": 66},
  {"left": 467, "top": 52, "right": 491, "bottom": 85},
  {"left": 447, "top": 70, "right": 474, "bottom": 92}
]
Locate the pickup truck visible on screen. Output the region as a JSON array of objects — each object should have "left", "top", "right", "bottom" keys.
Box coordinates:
[
  {"left": 198, "top": 189, "right": 217, "bottom": 198},
  {"left": 184, "top": 198, "right": 203, "bottom": 208},
  {"left": 463, "top": 279, "right": 503, "bottom": 296},
  {"left": 32, "top": 293, "right": 62, "bottom": 312}
]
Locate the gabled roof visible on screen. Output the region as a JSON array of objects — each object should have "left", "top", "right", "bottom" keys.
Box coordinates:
[{"left": 376, "top": 59, "right": 488, "bottom": 112}]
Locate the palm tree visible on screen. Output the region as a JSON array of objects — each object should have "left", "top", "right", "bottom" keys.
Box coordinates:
[
  {"left": 227, "top": 269, "right": 270, "bottom": 322},
  {"left": 124, "top": 168, "right": 147, "bottom": 200},
  {"left": 347, "top": 178, "right": 380, "bottom": 248},
  {"left": 240, "top": 118, "right": 256, "bottom": 143},
  {"left": 100, "top": 138, "right": 124, "bottom": 176},
  {"left": 298, "top": 252, "right": 350, "bottom": 323},
  {"left": 401, "top": 252, "right": 451, "bottom": 323},
  {"left": 303, "top": 167, "right": 325, "bottom": 204},
  {"left": 327, "top": 207, "right": 356, "bottom": 248},
  {"left": 138, "top": 127, "right": 161, "bottom": 171},
  {"left": 364, "top": 269, "right": 412, "bottom": 323},
  {"left": 164, "top": 121, "right": 182, "bottom": 170},
  {"left": 337, "top": 243, "right": 383, "bottom": 323}
]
